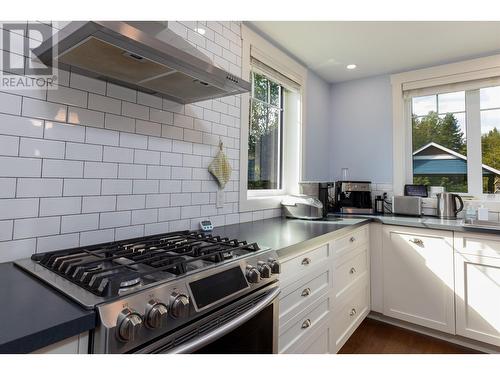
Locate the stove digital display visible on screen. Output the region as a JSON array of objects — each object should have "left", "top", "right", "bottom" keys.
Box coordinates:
[{"left": 189, "top": 266, "right": 249, "bottom": 309}]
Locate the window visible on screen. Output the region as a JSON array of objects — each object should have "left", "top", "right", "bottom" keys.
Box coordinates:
[
  {"left": 408, "top": 86, "right": 500, "bottom": 195},
  {"left": 248, "top": 71, "right": 284, "bottom": 190},
  {"left": 411, "top": 91, "right": 468, "bottom": 193},
  {"left": 480, "top": 86, "right": 500, "bottom": 194}
]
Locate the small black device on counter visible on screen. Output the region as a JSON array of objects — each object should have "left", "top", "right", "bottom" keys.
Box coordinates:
[
  {"left": 374, "top": 195, "right": 384, "bottom": 214},
  {"left": 404, "top": 184, "right": 428, "bottom": 197}
]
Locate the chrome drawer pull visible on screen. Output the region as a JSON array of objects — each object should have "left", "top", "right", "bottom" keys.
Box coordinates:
[
  {"left": 349, "top": 237, "right": 356, "bottom": 243},
  {"left": 301, "top": 257, "right": 311, "bottom": 266},
  {"left": 349, "top": 267, "right": 356, "bottom": 274},
  {"left": 301, "top": 288, "right": 311, "bottom": 297},
  {"left": 409, "top": 238, "right": 424, "bottom": 246},
  {"left": 301, "top": 319, "right": 312, "bottom": 329},
  {"left": 349, "top": 308, "right": 357, "bottom": 317}
]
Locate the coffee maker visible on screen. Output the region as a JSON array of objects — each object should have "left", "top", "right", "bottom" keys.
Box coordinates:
[{"left": 333, "top": 181, "right": 373, "bottom": 214}]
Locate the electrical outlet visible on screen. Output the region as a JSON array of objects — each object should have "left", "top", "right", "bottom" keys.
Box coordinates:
[{"left": 216, "top": 190, "right": 224, "bottom": 208}]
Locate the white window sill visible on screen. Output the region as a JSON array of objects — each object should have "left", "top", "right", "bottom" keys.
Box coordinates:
[{"left": 239, "top": 194, "right": 285, "bottom": 212}]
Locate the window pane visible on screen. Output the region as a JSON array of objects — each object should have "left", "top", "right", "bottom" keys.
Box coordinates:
[
  {"left": 412, "top": 112, "right": 468, "bottom": 193},
  {"left": 480, "top": 86, "right": 500, "bottom": 110},
  {"left": 412, "top": 95, "right": 436, "bottom": 116},
  {"left": 438, "top": 91, "right": 465, "bottom": 114},
  {"left": 248, "top": 100, "right": 281, "bottom": 190},
  {"left": 253, "top": 73, "right": 268, "bottom": 102},
  {"left": 480, "top": 109, "right": 500, "bottom": 194},
  {"left": 270, "top": 82, "right": 280, "bottom": 107}
]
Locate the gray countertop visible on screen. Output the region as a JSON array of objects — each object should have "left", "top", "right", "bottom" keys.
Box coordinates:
[{"left": 0, "top": 262, "right": 96, "bottom": 354}]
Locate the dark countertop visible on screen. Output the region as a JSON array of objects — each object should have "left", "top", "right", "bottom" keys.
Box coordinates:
[
  {"left": 212, "top": 217, "right": 370, "bottom": 259},
  {"left": 0, "top": 262, "right": 96, "bottom": 354}
]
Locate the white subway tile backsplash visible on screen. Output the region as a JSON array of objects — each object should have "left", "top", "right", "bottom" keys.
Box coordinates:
[
  {"left": 63, "top": 179, "right": 101, "bottom": 196},
  {"left": 103, "top": 146, "right": 134, "bottom": 163},
  {"left": 147, "top": 165, "right": 171, "bottom": 179},
  {"left": 135, "top": 120, "right": 161, "bottom": 137},
  {"left": 150, "top": 108, "right": 174, "bottom": 125},
  {"left": 160, "top": 152, "right": 183, "bottom": 166},
  {"left": 173, "top": 113, "right": 194, "bottom": 129},
  {"left": 118, "top": 164, "right": 147, "bottom": 179},
  {"left": 119, "top": 132, "right": 148, "bottom": 149},
  {"left": 61, "top": 213, "right": 99, "bottom": 233},
  {"left": 80, "top": 229, "right": 114, "bottom": 246},
  {"left": 170, "top": 193, "right": 191, "bottom": 206},
  {"left": 105, "top": 113, "right": 135, "bottom": 133},
  {"left": 88, "top": 93, "right": 121, "bottom": 115},
  {"left": 0, "top": 178, "right": 17, "bottom": 198},
  {"left": 117, "top": 195, "right": 145, "bottom": 210},
  {"left": 22, "top": 97, "right": 67, "bottom": 122},
  {"left": 68, "top": 106, "right": 105, "bottom": 128},
  {"left": 135, "top": 149, "right": 160, "bottom": 165},
  {"left": 0, "top": 220, "right": 13, "bottom": 241},
  {"left": 182, "top": 180, "right": 201, "bottom": 192},
  {"left": 148, "top": 137, "right": 172, "bottom": 152},
  {"left": 158, "top": 207, "right": 181, "bottom": 221},
  {"left": 82, "top": 196, "right": 117, "bottom": 213},
  {"left": 131, "top": 209, "right": 158, "bottom": 225},
  {"left": 19, "top": 138, "right": 65, "bottom": 159},
  {"left": 83, "top": 161, "right": 118, "bottom": 179},
  {"left": 0, "top": 135, "right": 19, "bottom": 156},
  {"left": 133, "top": 180, "right": 159, "bottom": 194},
  {"left": 146, "top": 193, "right": 170, "bottom": 208},
  {"left": 37, "top": 233, "right": 80, "bottom": 253},
  {"left": 47, "top": 85, "right": 88, "bottom": 108},
  {"left": 171, "top": 167, "right": 192, "bottom": 180},
  {"left": 66, "top": 142, "right": 103, "bottom": 161},
  {"left": 85, "top": 127, "right": 119, "bottom": 146},
  {"left": 0, "top": 113, "right": 44, "bottom": 137},
  {"left": 115, "top": 225, "right": 144, "bottom": 240},
  {"left": 0, "top": 92, "right": 22, "bottom": 115},
  {"left": 39, "top": 197, "right": 81, "bottom": 216},
  {"left": 137, "top": 92, "right": 162, "bottom": 109},
  {"left": 159, "top": 180, "right": 182, "bottom": 193},
  {"left": 101, "top": 179, "right": 132, "bottom": 195},
  {"left": 45, "top": 121, "right": 85, "bottom": 142},
  {"left": 43, "top": 159, "right": 83, "bottom": 178},
  {"left": 122, "top": 101, "right": 149, "bottom": 120},
  {"left": 70, "top": 73, "right": 106, "bottom": 95},
  {"left": 100, "top": 211, "right": 131, "bottom": 229},
  {"left": 162, "top": 125, "right": 183, "bottom": 140},
  {"left": 17, "top": 178, "right": 63, "bottom": 197},
  {"left": 144, "top": 221, "right": 169, "bottom": 236},
  {"left": 13, "top": 216, "right": 60, "bottom": 239},
  {"left": 0, "top": 156, "right": 41, "bottom": 177},
  {"left": 107, "top": 83, "right": 137, "bottom": 103},
  {"left": 0, "top": 239, "right": 36, "bottom": 262}
]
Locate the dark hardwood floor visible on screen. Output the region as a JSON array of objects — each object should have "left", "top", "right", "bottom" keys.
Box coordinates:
[{"left": 339, "top": 318, "right": 479, "bottom": 354}]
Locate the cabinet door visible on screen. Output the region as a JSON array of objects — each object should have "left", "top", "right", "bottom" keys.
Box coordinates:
[
  {"left": 455, "top": 252, "right": 500, "bottom": 346},
  {"left": 382, "top": 226, "right": 455, "bottom": 334}
]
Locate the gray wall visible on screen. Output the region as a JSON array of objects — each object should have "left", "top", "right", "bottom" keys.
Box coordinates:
[
  {"left": 302, "top": 71, "right": 331, "bottom": 181},
  {"left": 329, "top": 75, "right": 393, "bottom": 184}
]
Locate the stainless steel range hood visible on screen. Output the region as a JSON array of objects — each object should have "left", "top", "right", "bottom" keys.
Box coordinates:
[{"left": 34, "top": 21, "right": 250, "bottom": 104}]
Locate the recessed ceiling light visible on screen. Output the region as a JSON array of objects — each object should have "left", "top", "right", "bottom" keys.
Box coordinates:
[
  {"left": 195, "top": 27, "right": 206, "bottom": 35},
  {"left": 346, "top": 64, "right": 357, "bottom": 70}
]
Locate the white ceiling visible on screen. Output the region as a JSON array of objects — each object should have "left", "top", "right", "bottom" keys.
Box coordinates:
[{"left": 248, "top": 21, "right": 500, "bottom": 83}]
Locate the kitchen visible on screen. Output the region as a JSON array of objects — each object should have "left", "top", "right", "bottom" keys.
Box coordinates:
[{"left": 1, "top": 0, "right": 500, "bottom": 372}]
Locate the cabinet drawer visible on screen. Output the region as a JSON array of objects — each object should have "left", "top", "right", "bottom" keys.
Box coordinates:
[
  {"left": 334, "top": 226, "right": 368, "bottom": 258},
  {"left": 280, "top": 264, "right": 331, "bottom": 324},
  {"left": 280, "top": 244, "right": 329, "bottom": 283},
  {"left": 334, "top": 246, "right": 369, "bottom": 301},
  {"left": 332, "top": 280, "right": 370, "bottom": 352},
  {"left": 455, "top": 232, "right": 500, "bottom": 258},
  {"left": 285, "top": 319, "right": 332, "bottom": 354},
  {"left": 279, "top": 295, "right": 331, "bottom": 353}
]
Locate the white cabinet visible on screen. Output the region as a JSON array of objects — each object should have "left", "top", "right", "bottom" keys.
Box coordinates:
[
  {"left": 32, "top": 332, "right": 89, "bottom": 354},
  {"left": 455, "top": 232, "right": 500, "bottom": 346},
  {"left": 382, "top": 226, "right": 455, "bottom": 334}
]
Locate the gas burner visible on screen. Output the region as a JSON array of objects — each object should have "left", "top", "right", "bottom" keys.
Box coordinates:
[{"left": 30, "top": 230, "right": 262, "bottom": 298}]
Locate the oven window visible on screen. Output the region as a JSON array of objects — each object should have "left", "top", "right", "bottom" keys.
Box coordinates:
[{"left": 194, "top": 304, "right": 274, "bottom": 354}]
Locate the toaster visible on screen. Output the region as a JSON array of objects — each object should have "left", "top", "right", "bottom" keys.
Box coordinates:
[{"left": 392, "top": 196, "right": 422, "bottom": 216}]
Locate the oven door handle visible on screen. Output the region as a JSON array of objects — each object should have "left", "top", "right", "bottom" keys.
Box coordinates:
[{"left": 170, "top": 287, "right": 280, "bottom": 354}]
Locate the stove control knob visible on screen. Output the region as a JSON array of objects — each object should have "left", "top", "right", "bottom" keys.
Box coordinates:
[
  {"left": 257, "top": 261, "right": 272, "bottom": 278},
  {"left": 246, "top": 265, "right": 261, "bottom": 283},
  {"left": 117, "top": 308, "right": 143, "bottom": 342},
  {"left": 169, "top": 292, "right": 190, "bottom": 319},
  {"left": 268, "top": 258, "right": 281, "bottom": 274},
  {"left": 145, "top": 300, "right": 168, "bottom": 329}
]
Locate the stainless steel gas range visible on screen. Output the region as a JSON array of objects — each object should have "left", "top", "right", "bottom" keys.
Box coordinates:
[{"left": 15, "top": 231, "right": 280, "bottom": 354}]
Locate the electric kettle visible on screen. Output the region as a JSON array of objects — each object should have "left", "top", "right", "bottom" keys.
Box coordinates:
[{"left": 437, "top": 192, "right": 464, "bottom": 219}]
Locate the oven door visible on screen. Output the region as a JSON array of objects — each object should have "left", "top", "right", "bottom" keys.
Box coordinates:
[{"left": 136, "top": 283, "right": 279, "bottom": 354}]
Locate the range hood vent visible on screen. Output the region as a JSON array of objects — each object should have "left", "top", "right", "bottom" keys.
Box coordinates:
[{"left": 34, "top": 21, "right": 250, "bottom": 104}]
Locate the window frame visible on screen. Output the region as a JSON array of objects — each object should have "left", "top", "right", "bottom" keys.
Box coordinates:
[
  {"left": 391, "top": 53, "right": 500, "bottom": 199},
  {"left": 239, "top": 25, "right": 307, "bottom": 212}
]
